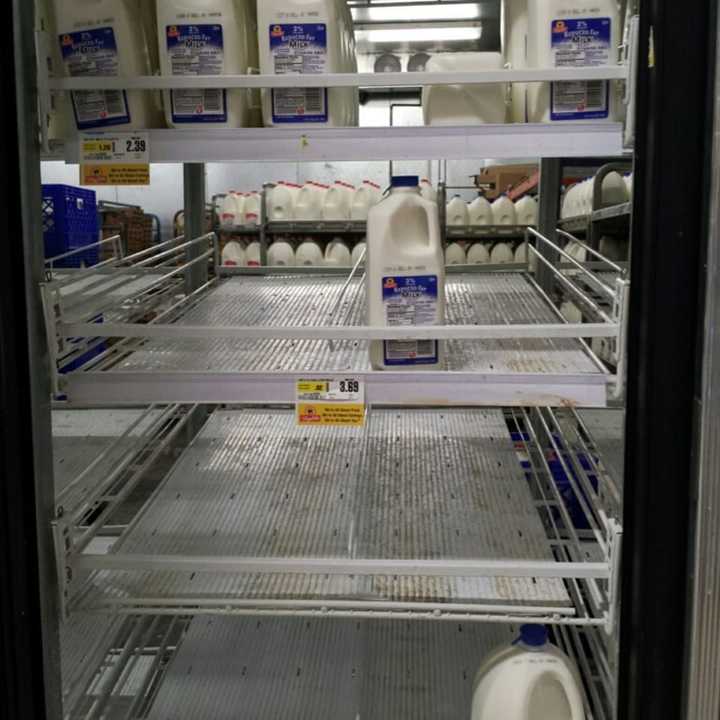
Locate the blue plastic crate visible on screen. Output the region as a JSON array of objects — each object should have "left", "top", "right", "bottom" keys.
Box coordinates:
[{"left": 42, "top": 184, "right": 99, "bottom": 267}]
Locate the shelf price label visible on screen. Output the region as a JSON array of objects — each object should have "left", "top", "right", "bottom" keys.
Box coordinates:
[
  {"left": 80, "top": 131, "right": 150, "bottom": 186},
  {"left": 296, "top": 378, "right": 365, "bottom": 427}
]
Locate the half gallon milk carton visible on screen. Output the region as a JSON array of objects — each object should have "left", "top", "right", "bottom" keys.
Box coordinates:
[
  {"left": 53, "top": 0, "right": 161, "bottom": 130},
  {"left": 157, "top": 0, "right": 259, "bottom": 128},
  {"left": 527, "top": 0, "right": 621, "bottom": 123},
  {"left": 257, "top": 0, "right": 358, "bottom": 127},
  {"left": 366, "top": 176, "right": 445, "bottom": 370}
]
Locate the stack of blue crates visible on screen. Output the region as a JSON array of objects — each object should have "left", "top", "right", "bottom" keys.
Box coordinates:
[{"left": 42, "top": 184, "right": 99, "bottom": 268}]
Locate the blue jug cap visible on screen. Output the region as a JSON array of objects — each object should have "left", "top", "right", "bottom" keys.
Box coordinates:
[
  {"left": 391, "top": 176, "right": 419, "bottom": 188},
  {"left": 516, "top": 624, "right": 548, "bottom": 647}
]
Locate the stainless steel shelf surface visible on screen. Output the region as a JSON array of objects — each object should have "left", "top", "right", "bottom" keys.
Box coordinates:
[
  {"left": 61, "top": 272, "right": 612, "bottom": 407},
  {"left": 68, "top": 407, "right": 619, "bottom": 623}
]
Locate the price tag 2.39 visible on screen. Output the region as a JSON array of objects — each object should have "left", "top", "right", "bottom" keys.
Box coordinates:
[
  {"left": 296, "top": 378, "right": 365, "bottom": 427},
  {"left": 80, "top": 131, "right": 150, "bottom": 186}
]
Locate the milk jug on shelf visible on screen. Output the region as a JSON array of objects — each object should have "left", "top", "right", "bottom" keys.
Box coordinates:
[
  {"left": 420, "top": 179, "right": 437, "bottom": 203},
  {"left": 53, "top": 0, "right": 161, "bottom": 131},
  {"left": 514, "top": 241, "right": 538, "bottom": 270},
  {"left": 527, "top": 0, "right": 621, "bottom": 123},
  {"left": 351, "top": 181, "right": 382, "bottom": 221},
  {"left": 243, "top": 191, "right": 262, "bottom": 225},
  {"left": 295, "top": 183, "right": 324, "bottom": 221},
  {"left": 351, "top": 240, "right": 367, "bottom": 266},
  {"left": 244, "top": 240, "right": 262, "bottom": 266},
  {"left": 267, "top": 239, "right": 295, "bottom": 266},
  {"left": 445, "top": 243, "right": 467, "bottom": 266},
  {"left": 296, "top": 239, "right": 325, "bottom": 266},
  {"left": 220, "top": 192, "right": 245, "bottom": 228},
  {"left": 322, "top": 182, "right": 354, "bottom": 221},
  {"left": 490, "top": 242, "right": 515, "bottom": 264},
  {"left": 423, "top": 53, "right": 507, "bottom": 126},
  {"left": 269, "top": 182, "right": 296, "bottom": 221},
  {"left": 257, "top": 0, "right": 358, "bottom": 127},
  {"left": 447, "top": 195, "right": 470, "bottom": 226},
  {"left": 157, "top": 0, "right": 259, "bottom": 129},
  {"left": 468, "top": 195, "right": 493, "bottom": 226},
  {"left": 491, "top": 195, "right": 518, "bottom": 226},
  {"left": 471, "top": 625, "right": 586, "bottom": 720},
  {"left": 325, "top": 238, "right": 352, "bottom": 266},
  {"left": 515, "top": 195, "right": 538, "bottom": 225},
  {"left": 366, "top": 176, "right": 445, "bottom": 371},
  {"left": 467, "top": 243, "right": 490, "bottom": 265},
  {"left": 221, "top": 240, "right": 245, "bottom": 266},
  {"left": 600, "top": 171, "right": 629, "bottom": 207}
]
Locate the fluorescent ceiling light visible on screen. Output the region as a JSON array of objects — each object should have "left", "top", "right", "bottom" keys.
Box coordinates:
[
  {"left": 363, "top": 26, "right": 483, "bottom": 43},
  {"left": 353, "top": 3, "right": 482, "bottom": 22}
]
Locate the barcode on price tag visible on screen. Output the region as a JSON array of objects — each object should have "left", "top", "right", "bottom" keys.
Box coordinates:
[{"left": 296, "top": 378, "right": 365, "bottom": 427}]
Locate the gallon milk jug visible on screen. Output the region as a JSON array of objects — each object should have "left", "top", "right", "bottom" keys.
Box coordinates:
[
  {"left": 351, "top": 241, "right": 367, "bottom": 266},
  {"left": 468, "top": 195, "right": 493, "bottom": 226},
  {"left": 325, "top": 239, "right": 352, "bottom": 266},
  {"left": 467, "top": 243, "right": 490, "bottom": 265},
  {"left": 420, "top": 179, "right": 438, "bottom": 204},
  {"left": 527, "top": 0, "right": 621, "bottom": 123},
  {"left": 351, "top": 181, "right": 382, "bottom": 221},
  {"left": 157, "top": 0, "right": 259, "bottom": 128},
  {"left": 295, "top": 183, "right": 324, "bottom": 221},
  {"left": 221, "top": 240, "right": 245, "bottom": 266},
  {"left": 244, "top": 240, "right": 262, "bottom": 266},
  {"left": 257, "top": 0, "right": 358, "bottom": 127},
  {"left": 243, "top": 192, "right": 262, "bottom": 225},
  {"left": 505, "top": 0, "right": 529, "bottom": 123},
  {"left": 220, "top": 192, "right": 245, "bottom": 228},
  {"left": 514, "top": 241, "right": 538, "bottom": 271},
  {"left": 471, "top": 625, "right": 586, "bottom": 720},
  {"left": 490, "top": 242, "right": 515, "bottom": 264},
  {"left": 445, "top": 243, "right": 467, "bottom": 266},
  {"left": 561, "top": 184, "right": 580, "bottom": 219},
  {"left": 54, "top": 0, "right": 161, "bottom": 131},
  {"left": 515, "top": 196, "right": 538, "bottom": 225},
  {"left": 267, "top": 239, "right": 295, "bottom": 266},
  {"left": 423, "top": 53, "right": 507, "bottom": 126},
  {"left": 323, "top": 182, "right": 352, "bottom": 221},
  {"left": 600, "top": 171, "right": 629, "bottom": 207},
  {"left": 625, "top": 173, "right": 633, "bottom": 197},
  {"left": 366, "top": 176, "right": 445, "bottom": 371},
  {"left": 561, "top": 301, "right": 583, "bottom": 324},
  {"left": 447, "top": 196, "right": 470, "bottom": 226},
  {"left": 491, "top": 195, "right": 518, "bottom": 226},
  {"left": 269, "top": 182, "right": 296, "bottom": 221},
  {"left": 296, "top": 239, "right": 324, "bottom": 266}
]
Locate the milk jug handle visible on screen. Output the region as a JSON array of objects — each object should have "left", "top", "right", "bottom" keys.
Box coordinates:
[{"left": 526, "top": 668, "right": 586, "bottom": 720}]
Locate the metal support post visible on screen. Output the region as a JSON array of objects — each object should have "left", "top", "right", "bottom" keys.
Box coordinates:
[
  {"left": 536, "top": 158, "right": 562, "bottom": 294},
  {"left": 183, "top": 163, "right": 208, "bottom": 294}
]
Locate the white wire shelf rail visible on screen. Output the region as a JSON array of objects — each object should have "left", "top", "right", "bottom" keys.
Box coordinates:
[
  {"left": 59, "top": 405, "right": 622, "bottom": 630},
  {"left": 47, "top": 229, "right": 629, "bottom": 408}
]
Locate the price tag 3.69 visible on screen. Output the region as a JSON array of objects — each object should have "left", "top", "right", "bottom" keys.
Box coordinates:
[{"left": 296, "top": 378, "right": 365, "bottom": 427}]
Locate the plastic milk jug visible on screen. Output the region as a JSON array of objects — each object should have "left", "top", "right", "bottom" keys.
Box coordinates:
[
  {"left": 467, "top": 243, "right": 491, "bottom": 265},
  {"left": 220, "top": 192, "right": 245, "bottom": 227},
  {"left": 269, "top": 182, "right": 296, "bottom": 221},
  {"left": 366, "top": 176, "right": 445, "bottom": 370},
  {"left": 295, "top": 183, "right": 324, "bottom": 221},
  {"left": 491, "top": 195, "right": 518, "bottom": 225},
  {"left": 53, "top": 0, "right": 161, "bottom": 130},
  {"left": 351, "top": 241, "right": 367, "bottom": 266},
  {"left": 296, "top": 239, "right": 325, "bottom": 266},
  {"left": 447, "top": 195, "right": 470, "bottom": 226},
  {"left": 267, "top": 240, "right": 295, "bottom": 266},
  {"left": 445, "top": 243, "right": 467, "bottom": 266},
  {"left": 325, "top": 239, "right": 352, "bottom": 266},
  {"left": 527, "top": 0, "right": 621, "bottom": 123},
  {"left": 243, "top": 191, "right": 262, "bottom": 225},
  {"left": 471, "top": 625, "right": 586, "bottom": 720},
  {"left": 468, "top": 195, "right": 494, "bottom": 226},
  {"left": 505, "top": 0, "right": 529, "bottom": 123},
  {"left": 351, "top": 181, "right": 382, "bottom": 221},
  {"left": 244, "top": 240, "right": 262, "bottom": 266},
  {"left": 515, "top": 195, "right": 538, "bottom": 225},
  {"left": 490, "top": 242, "right": 515, "bottom": 264},
  {"left": 221, "top": 240, "right": 245, "bottom": 266},
  {"left": 420, "top": 179, "right": 438, "bottom": 203}
]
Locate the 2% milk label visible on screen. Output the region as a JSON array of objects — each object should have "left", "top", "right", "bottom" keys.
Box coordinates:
[{"left": 296, "top": 378, "right": 365, "bottom": 427}]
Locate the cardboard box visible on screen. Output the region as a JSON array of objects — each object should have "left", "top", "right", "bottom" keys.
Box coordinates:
[{"left": 475, "top": 164, "right": 539, "bottom": 200}]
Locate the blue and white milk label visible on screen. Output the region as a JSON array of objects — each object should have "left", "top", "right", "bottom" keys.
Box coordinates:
[
  {"left": 382, "top": 275, "right": 439, "bottom": 366},
  {"left": 270, "top": 24, "right": 328, "bottom": 123},
  {"left": 550, "top": 18, "right": 612, "bottom": 121},
  {"left": 60, "top": 28, "right": 130, "bottom": 129},
  {"left": 167, "top": 25, "right": 227, "bottom": 123}
]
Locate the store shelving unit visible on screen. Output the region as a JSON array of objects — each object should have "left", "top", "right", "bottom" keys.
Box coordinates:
[{"left": 38, "top": 50, "right": 635, "bottom": 720}]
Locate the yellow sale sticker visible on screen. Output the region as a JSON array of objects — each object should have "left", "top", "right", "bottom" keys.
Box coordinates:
[{"left": 296, "top": 378, "right": 365, "bottom": 427}]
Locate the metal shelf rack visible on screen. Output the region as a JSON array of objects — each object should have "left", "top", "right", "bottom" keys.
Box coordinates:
[{"left": 61, "top": 404, "right": 621, "bottom": 630}]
